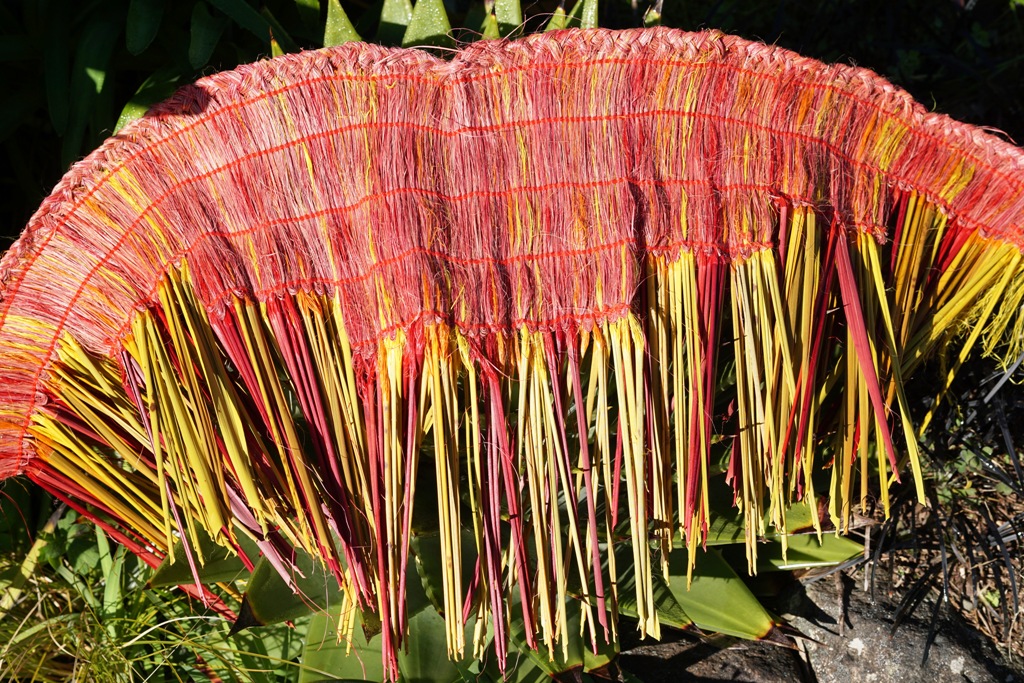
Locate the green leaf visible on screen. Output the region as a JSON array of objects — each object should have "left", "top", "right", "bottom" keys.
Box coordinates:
[
  {"left": 616, "top": 543, "right": 692, "bottom": 630},
  {"left": 755, "top": 533, "right": 863, "bottom": 572},
  {"left": 189, "top": 1, "right": 227, "bottom": 69},
  {"left": 101, "top": 545, "right": 126, "bottom": 620},
  {"left": 409, "top": 528, "right": 476, "bottom": 618},
  {"left": 62, "top": 14, "right": 120, "bottom": 165},
  {"left": 566, "top": 0, "right": 598, "bottom": 29},
  {"left": 324, "top": 0, "right": 361, "bottom": 46},
  {"left": 299, "top": 574, "right": 475, "bottom": 683},
  {"left": 501, "top": 593, "right": 618, "bottom": 679},
  {"left": 206, "top": 0, "right": 291, "bottom": 49},
  {"left": 402, "top": 0, "right": 452, "bottom": 48},
  {"left": 643, "top": 3, "right": 662, "bottom": 27},
  {"left": 544, "top": 5, "right": 568, "bottom": 31},
  {"left": 377, "top": 0, "right": 413, "bottom": 45},
  {"left": 126, "top": 0, "right": 165, "bottom": 55},
  {"left": 667, "top": 547, "right": 776, "bottom": 640},
  {"left": 494, "top": 0, "right": 523, "bottom": 36},
  {"left": 114, "top": 67, "right": 185, "bottom": 132},
  {"left": 236, "top": 547, "right": 341, "bottom": 627},
  {"left": 149, "top": 526, "right": 259, "bottom": 587}
]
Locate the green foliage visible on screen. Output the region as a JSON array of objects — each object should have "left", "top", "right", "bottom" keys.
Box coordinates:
[{"left": 0, "top": 498, "right": 313, "bottom": 681}]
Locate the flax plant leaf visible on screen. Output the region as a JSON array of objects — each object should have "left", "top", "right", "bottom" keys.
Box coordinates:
[
  {"left": 544, "top": 5, "right": 568, "bottom": 31},
  {"left": 566, "top": 0, "right": 599, "bottom": 29},
  {"left": 300, "top": 579, "right": 475, "bottom": 682},
  {"left": 401, "top": 0, "right": 452, "bottom": 48},
  {"left": 206, "top": 0, "right": 289, "bottom": 49},
  {"left": 62, "top": 14, "right": 120, "bottom": 165},
  {"left": 189, "top": 1, "right": 227, "bottom": 69},
  {"left": 125, "top": 0, "right": 165, "bottom": 55},
  {"left": 753, "top": 533, "right": 863, "bottom": 572},
  {"left": 235, "top": 549, "right": 342, "bottom": 628},
  {"left": 114, "top": 67, "right": 184, "bottom": 132},
  {"left": 668, "top": 548, "right": 776, "bottom": 640},
  {"left": 149, "top": 527, "right": 259, "bottom": 587},
  {"left": 323, "top": 0, "right": 361, "bottom": 46},
  {"left": 494, "top": 0, "right": 523, "bottom": 36},
  {"left": 377, "top": 0, "right": 413, "bottom": 45}
]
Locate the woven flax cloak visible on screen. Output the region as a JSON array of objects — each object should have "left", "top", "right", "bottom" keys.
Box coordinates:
[{"left": 2, "top": 27, "right": 1024, "bottom": 669}]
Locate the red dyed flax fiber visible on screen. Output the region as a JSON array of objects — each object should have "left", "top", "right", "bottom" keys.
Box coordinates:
[{"left": 2, "top": 27, "right": 1024, "bottom": 675}]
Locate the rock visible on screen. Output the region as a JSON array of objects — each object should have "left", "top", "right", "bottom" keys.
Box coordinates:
[
  {"left": 615, "top": 571, "right": 1020, "bottom": 682},
  {"left": 787, "top": 571, "right": 1017, "bottom": 683}
]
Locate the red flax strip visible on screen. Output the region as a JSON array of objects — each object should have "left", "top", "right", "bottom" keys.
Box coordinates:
[{"left": 2, "top": 27, "right": 1024, "bottom": 676}]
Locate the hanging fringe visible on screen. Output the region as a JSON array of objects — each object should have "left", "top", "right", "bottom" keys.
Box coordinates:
[{"left": 2, "top": 27, "right": 1024, "bottom": 676}]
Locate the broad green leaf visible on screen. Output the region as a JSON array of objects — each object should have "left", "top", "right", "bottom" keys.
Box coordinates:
[
  {"left": 480, "top": 11, "right": 501, "bottom": 40},
  {"left": 409, "top": 528, "right": 476, "bottom": 618},
  {"left": 149, "top": 526, "right": 259, "bottom": 587},
  {"left": 377, "top": 0, "right": 413, "bottom": 45},
  {"left": 401, "top": 0, "right": 452, "bottom": 48},
  {"left": 206, "top": 0, "right": 295, "bottom": 51},
  {"left": 299, "top": 574, "right": 475, "bottom": 683},
  {"left": 667, "top": 548, "right": 776, "bottom": 640},
  {"left": 95, "top": 526, "right": 113, "bottom": 578},
  {"left": 616, "top": 543, "right": 692, "bottom": 630},
  {"left": 236, "top": 547, "right": 341, "bottom": 627},
  {"left": 566, "top": 0, "right": 598, "bottom": 29},
  {"left": 189, "top": 1, "right": 227, "bottom": 69},
  {"left": 324, "top": 0, "right": 361, "bottom": 46},
  {"left": 503, "top": 591, "right": 618, "bottom": 678},
  {"left": 126, "top": 0, "right": 164, "bottom": 55},
  {"left": 114, "top": 67, "right": 184, "bottom": 132},
  {"left": 544, "top": 6, "right": 568, "bottom": 31},
  {"left": 755, "top": 533, "right": 863, "bottom": 572},
  {"left": 100, "top": 545, "right": 126, "bottom": 622},
  {"left": 494, "top": 0, "right": 523, "bottom": 36},
  {"left": 703, "top": 497, "right": 823, "bottom": 546},
  {"left": 62, "top": 15, "right": 120, "bottom": 165}
]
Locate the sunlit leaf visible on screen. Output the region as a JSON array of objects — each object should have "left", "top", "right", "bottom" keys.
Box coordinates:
[
  {"left": 324, "top": 0, "right": 361, "bottom": 46},
  {"left": 114, "top": 67, "right": 184, "bottom": 132},
  {"left": 667, "top": 548, "right": 776, "bottom": 640},
  {"left": 62, "top": 14, "right": 120, "bottom": 165},
  {"left": 402, "top": 0, "right": 452, "bottom": 48},
  {"left": 494, "top": 0, "right": 523, "bottom": 36},
  {"left": 377, "top": 0, "right": 413, "bottom": 45},
  {"left": 206, "top": 0, "right": 295, "bottom": 51},
  {"left": 755, "top": 534, "right": 863, "bottom": 572}
]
